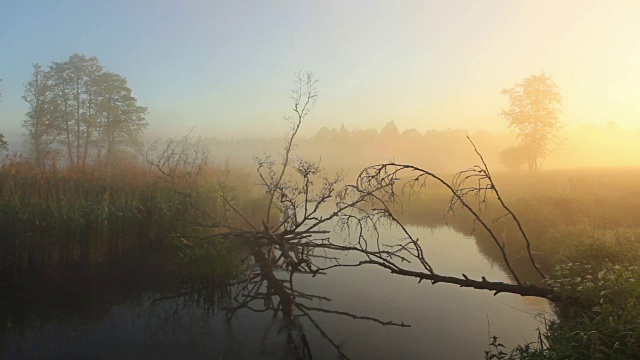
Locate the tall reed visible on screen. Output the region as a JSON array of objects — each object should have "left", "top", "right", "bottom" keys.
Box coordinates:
[{"left": 0, "top": 156, "right": 259, "bottom": 269}]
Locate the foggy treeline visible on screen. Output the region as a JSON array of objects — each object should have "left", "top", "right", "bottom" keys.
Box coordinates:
[{"left": 198, "top": 121, "right": 640, "bottom": 175}]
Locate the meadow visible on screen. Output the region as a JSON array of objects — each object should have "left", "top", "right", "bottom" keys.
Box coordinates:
[
  {"left": 395, "top": 167, "right": 640, "bottom": 359},
  {"left": 2, "top": 151, "right": 639, "bottom": 358}
]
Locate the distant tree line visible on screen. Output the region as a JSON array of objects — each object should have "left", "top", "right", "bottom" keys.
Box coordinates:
[
  {"left": 200, "top": 122, "right": 513, "bottom": 174},
  {"left": 21, "top": 54, "right": 147, "bottom": 168}
]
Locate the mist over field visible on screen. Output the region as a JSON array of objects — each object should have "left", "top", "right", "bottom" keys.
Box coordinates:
[
  {"left": 1, "top": 1, "right": 640, "bottom": 359},
  {"left": 196, "top": 121, "right": 640, "bottom": 175}
]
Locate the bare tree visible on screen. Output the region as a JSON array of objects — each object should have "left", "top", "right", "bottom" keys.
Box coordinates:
[
  {"left": 145, "top": 130, "right": 220, "bottom": 231},
  {"left": 150, "top": 73, "right": 556, "bottom": 337},
  {"left": 316, "top": 137, "right": 553, "bottom": 299},
  {"left": 147, "top": 71, "right": 561, "bottom": 360}
]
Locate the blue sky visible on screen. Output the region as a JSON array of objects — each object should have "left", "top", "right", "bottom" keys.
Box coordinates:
[{"left": 1, "top": 0, "right": 639, "bottom": 141}]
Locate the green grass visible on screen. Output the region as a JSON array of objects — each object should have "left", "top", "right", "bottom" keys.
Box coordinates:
[
  {"left": 470, "top": 169, "right": 640, "bottom": 359},
  {"left": 381, "top": 167, "right": 640, "bottom": 358},
  {"left": 485, "top": 255, "right": 640, "bottom": 360},
  {"left": 395, "top": 167, "right": 640, "bottom": 278}
]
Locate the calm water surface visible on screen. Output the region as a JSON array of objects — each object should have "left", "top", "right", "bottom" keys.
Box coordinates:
[{"left": 1, "top": 225, "right": 551, "bottom": 359}]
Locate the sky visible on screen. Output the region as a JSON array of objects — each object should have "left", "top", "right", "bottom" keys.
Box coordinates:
[{"left": 1, "top": 0, "right": 639, "bottom": 142}]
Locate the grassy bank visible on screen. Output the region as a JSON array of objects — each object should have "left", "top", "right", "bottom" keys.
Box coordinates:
[
  {"left": 384, "top": 167, "right": 640, "bottom": 358},
  {"left": 397, "top": 168, "right": 640, "bottom": 277},
  {"left": 0, "top": 156, "right": 266, "bottom": 270},
  {"left": 486, "top": 229, "right": 640, "bottom": 359},
  {"left": 397, "top": 167, "right": 640, "bottom": 359}
]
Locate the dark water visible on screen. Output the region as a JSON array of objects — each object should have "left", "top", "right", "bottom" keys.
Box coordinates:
[{"left": 1, "top": 225, "right": 550, "bottom": 360}]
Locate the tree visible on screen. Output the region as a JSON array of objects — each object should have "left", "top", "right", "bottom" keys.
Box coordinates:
[
  {"left": 94, "top": 71, "right": 148, "bottom": 164},
  {"left": 0, "top": 134, "right": 6, "bottom": 153},
  {"left": 148, "top": 73, "right": 558, "bottom": 359},
  {"left": 48, "top": 54, "right": 103, "bottom": 168},
  {"left": 22, "top": 54, "right": 148, "bottom": 168},
  {"left": 500, "top": 73, "right": 562, "bottom": 172},
  {"left": 0, "top": 78, "right": 7, "bottom": 153},
  {"left": 151, "top": 73, "right": 554, "bottom": 301},
  {"left": 499, "top": 144, "right": 528, "bottom": 172},
  {"left": 23, "top": 64, "right": 59, "bottom": 167},
  {"left": 380, "top": 120, "right": 399, "bottom": 138}
]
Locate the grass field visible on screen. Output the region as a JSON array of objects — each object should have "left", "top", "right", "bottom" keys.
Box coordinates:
[{"left": 407, "top": 167, "right": 640, "bottom": 360}]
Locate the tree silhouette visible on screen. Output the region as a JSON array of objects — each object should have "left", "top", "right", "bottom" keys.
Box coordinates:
[
  {"left": 501, "top": 73, "right": 562, "bottom": 172},
  {"left": 0, "top": 78, "right": 6, "bottom": 153},
  {"left": 24, "top": 54, "right": 147, "bottom": 168},
  {"left": 149, "top": 73, "right": 555, "bottom": 302}
]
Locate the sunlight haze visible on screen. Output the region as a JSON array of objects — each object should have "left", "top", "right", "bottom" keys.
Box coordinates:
[
  {"left": 2, "top": 2, "right": 640, "bottom": 358},
  {"left": 1, "top": 1, "right": 639, "bottom": 153}
]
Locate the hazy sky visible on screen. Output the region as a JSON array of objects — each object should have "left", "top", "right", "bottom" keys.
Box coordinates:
[{"left": 1, "top": 0, "right": 639, "bottom": 141}]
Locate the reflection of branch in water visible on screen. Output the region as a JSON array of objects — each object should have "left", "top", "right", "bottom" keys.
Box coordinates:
[
  {"left": 288, "top": 288, "right": 331, "bottom": 302},
  {"left": 151, "top": 278, "right": 248, "bottom": 305},
  {"left": 296, "top": 305, "right": 351, "bottom": 360},
  {"left": 152, "top": 243, "right": 410, "bottom": 359},
  {"left": 221, "top": 247, "right": 410, "bottom": 359},
  {"left": 296, "top": 303, "right": 409, "bottom": 328}
]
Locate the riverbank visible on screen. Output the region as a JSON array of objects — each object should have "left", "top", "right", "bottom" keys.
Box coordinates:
[
  {"left": 0, "top": 155, "right": 266, "bottom": 269},
  {"left": 393, "top": 167, "right": 640, "bottom": 359}
]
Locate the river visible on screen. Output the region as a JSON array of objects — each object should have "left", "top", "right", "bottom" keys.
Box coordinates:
[{"left": 1, "top": 224, "right": 550, "bottom": 359}]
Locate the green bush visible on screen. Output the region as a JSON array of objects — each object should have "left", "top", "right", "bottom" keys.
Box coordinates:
[{"left": 487, "top": 230, "right": 640, "bottom": 359}]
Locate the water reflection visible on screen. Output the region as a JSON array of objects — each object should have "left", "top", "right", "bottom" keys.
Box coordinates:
[{"left": 1, "top": 225, "right": 550, "bottom": 359}]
